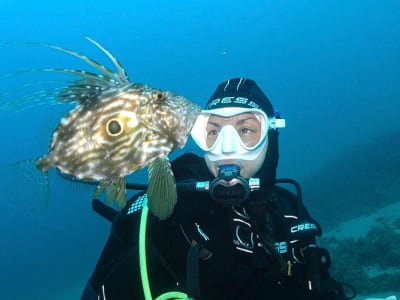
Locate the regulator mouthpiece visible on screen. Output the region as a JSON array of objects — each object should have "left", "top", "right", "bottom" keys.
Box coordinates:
[{"left": 209, "top": 164, "right": 259, "bottom": 206}]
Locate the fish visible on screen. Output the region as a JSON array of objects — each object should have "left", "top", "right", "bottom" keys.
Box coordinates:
[{"left": 0, "top": 36, "right": 201, "bottom": 219}]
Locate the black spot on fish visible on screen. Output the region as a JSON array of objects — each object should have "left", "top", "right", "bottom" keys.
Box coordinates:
[{"left": 107, "top": 119, "right": 123, "bottom": 135}]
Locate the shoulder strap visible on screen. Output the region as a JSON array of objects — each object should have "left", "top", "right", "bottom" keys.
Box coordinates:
[{"left": 186, "top": 243, "right": 201, "bottom": 299}]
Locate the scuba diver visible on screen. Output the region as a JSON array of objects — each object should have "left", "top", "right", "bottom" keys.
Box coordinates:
[{"left": 80, "top": 78, "right": 356, "bottom": 300}]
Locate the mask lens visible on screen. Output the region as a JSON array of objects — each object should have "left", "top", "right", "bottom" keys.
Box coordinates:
[
  {"left": 205, "top": 111, "right": 267, "bottom": 151},
  {"left": 190, "top": 108, "right": 270, "bottom": 163}
]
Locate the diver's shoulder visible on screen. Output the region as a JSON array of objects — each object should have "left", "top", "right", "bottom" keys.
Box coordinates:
[{"left": 273, "top": 178, "right": 308, "bottom": 215}]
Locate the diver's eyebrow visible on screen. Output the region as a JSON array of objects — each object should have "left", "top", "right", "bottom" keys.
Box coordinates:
[
  {"left": 207, "top": 116, "right": 258, "bottom": 127},
  {"left": 207, "top": 121, "right": 222, "bottom": 128},
  {"left": 236, "top": 116, "right": 258, "bottom": 125}
]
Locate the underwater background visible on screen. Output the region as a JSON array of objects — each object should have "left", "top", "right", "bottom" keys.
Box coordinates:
[{"left": 0, "top": 0, "right": 399, "bottom": 299}]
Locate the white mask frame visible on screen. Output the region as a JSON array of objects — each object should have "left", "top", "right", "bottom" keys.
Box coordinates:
[{"left": 190, "top": 107, "right": 285, "bottom": 161}]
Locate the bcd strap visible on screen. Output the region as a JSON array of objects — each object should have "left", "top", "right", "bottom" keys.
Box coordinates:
[{"left": 186, "top": 242, "right": 200, "bottom": 299}]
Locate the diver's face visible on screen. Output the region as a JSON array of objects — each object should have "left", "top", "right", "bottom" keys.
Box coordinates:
[
  {"left": 205, "top": 113, "right": 262, "bottom": 148},
  {"left": 204, "top": 113, "right": 268, "bottom": 178}
]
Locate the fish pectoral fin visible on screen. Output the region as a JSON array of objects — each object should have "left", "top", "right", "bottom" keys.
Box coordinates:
[
  {"left": 147, "top": 157, "right": 177, "bottom": 220},
  {"left": 93, "top": 178, "right": 127, "bottom": 209}
]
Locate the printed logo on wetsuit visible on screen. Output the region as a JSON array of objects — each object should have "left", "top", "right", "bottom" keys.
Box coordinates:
[
  {"left": 274, "top": 241, "right": 288, "bottom": 254},
  {"left": 290, "top": 223, "right": 318, "bottom": 233}
]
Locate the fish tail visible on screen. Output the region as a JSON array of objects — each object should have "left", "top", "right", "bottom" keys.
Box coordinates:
[
  {"left": 52, "top": 171, "right": 99, "bottom": 201},
  {"left": 147, "top": 157, "right": 177, "bottom": 220},
  {"left": 35, "top": 155, "right": 52, "bottom": 172},
  {"left": 0, "top": 159, "right": 49, "bottom": 215}
]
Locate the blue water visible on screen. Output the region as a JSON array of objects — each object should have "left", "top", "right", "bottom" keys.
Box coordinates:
[{"left": 0, "top": 0, "right": 399, "bottom": 299}]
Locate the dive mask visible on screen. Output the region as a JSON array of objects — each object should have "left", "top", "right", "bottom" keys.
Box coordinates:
[{"left": 190, "top": 107, "right": 285, "bottom": 161}]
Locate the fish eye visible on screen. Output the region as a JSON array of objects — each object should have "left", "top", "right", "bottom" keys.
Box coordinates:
[
  {"left": 153, "top": 91, "right": 166, "bottom": 102},
  {"left": 106, "top": 118, "right": 123, "bottom": 136}
]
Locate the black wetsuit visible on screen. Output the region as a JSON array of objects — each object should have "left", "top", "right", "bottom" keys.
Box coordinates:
[{"left": 81, "top": 153, "right": 351, "bottom": 300}]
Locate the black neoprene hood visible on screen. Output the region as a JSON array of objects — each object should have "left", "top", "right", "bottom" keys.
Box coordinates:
[{"left": 205, "top": 78, "right": 275, "bottom": 117}]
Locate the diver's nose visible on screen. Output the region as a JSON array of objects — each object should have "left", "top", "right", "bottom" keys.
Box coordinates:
[{"left": 220, "top": 126, "right": 238, "bottom": 154}]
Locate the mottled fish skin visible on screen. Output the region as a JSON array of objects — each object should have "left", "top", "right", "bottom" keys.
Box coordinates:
[
  {"left": 1, "top": 37, "right": 201, "bottom": 216},
  {"left": 36, "top": 83, "right": 199, "bottom": 180}
]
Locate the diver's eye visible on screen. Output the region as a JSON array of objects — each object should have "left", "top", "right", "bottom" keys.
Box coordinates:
[
  {"left": 153, "top": 91, "right": 166, "bottom": 102},
  {"left": 106, "top": 119, "right": 123, "bottom": 136}
]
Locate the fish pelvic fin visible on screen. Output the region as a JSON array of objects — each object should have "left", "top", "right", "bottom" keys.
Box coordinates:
[
  {"left": 93, "top": 178, "right": 127, "bottom": 209},
  {"left": 147, "top": 157, "right": 177, "bottom": 220}
]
